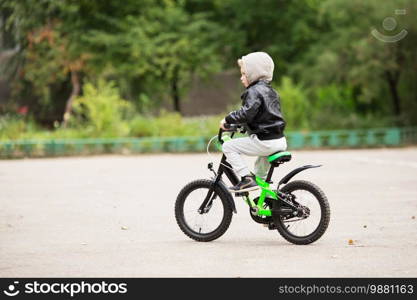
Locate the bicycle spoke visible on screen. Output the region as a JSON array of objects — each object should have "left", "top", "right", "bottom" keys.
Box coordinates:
[
  {"left": 280, "top": 189, "right": 321, "bottom": 238},
  {"left": 183, "top": 187, "right": 224, "bottom": 235}
]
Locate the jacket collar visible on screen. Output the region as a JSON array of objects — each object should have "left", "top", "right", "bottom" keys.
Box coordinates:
[
  {"left": 240, "top": 79, "right": 271, "bottom": 99},
  {"left": 246, "top": 79, "right": 270, "bottom": 89}
]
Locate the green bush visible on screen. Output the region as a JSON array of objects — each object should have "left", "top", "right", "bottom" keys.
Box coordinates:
[
  {"left": 129, "top": 116, "right": 158, "bottom": 137},
  {"left": 128, "top": 111, "right": 222, "bottom": 138},
  {"left": 183, "top": 115, "right": 220, "bottom": 137},
  {"left": 274, "top": 77, "right": 310, "bottom": 130},
  {"left": 68, "top": 80, "right": 132, "bottom": 138},
  {"left": 0, "top": 114, "right": 40, "bottom": 140},
  {"left": 0, "top": 77, "right": 400, "bottom": 143},
  {"left": 310, "top": 84, "right": 356, "bottom": 130},
  {"left": 309, "top": 84, "right": 395, "bottom": 130}
]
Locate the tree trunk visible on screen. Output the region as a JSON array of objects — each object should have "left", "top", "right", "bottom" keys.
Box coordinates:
[
  {"left": 171, "top": 67, "right": 181, "bottom": 113},
  {"left": 385, "top": 70, "right": 401, "bottom": 117},
  {"left": 61, "top": 70, "right": 80, "bottom": 128}
]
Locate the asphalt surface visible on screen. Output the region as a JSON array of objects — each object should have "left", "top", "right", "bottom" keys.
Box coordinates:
[{"left": 1, "top": 147, "right": 416, "bottom": 277}]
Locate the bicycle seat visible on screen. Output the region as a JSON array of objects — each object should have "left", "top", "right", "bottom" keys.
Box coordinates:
[{"left": 268, "top": 151, "right": 292, "bottom": 166}]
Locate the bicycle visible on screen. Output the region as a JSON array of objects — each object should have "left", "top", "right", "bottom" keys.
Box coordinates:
[{"left": 174, "top": 124, "right": 330, "bottom": 245}]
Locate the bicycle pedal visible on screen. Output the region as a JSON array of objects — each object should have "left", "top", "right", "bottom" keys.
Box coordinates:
[{"left": 267, "top": 223, "right": 277, "bottom": 230}]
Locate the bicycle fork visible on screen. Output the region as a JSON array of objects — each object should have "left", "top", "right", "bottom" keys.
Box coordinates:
[{"left": 198, "top": 155, "right": 239, "bottom": 214}]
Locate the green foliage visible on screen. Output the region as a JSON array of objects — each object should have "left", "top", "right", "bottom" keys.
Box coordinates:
[
  {"left": 68, "top": 80, "right": 132, "bottom": 138},
  {"left": 205, "top": 0, "right": 323, "bottom": 76},
  {"left": 1, "top": 0, "right": 416, "bottom": 138},
  {"left": 309, "top": 85, "right": 356, "bottom": 130},
  {"left": 129, "top": 111, "right": 221, "bottom": 137},
  {"left": 74, "top": 0, "right": 226, "bottom": 111},
  {"left": 128, "top": 116, "right": 157, "bottom": 138},
  {"left": 0, "top": 112, "right": 223, "bottom": 140},
  {"left": 275, "top": 77, "right": 310, "bottom": 130},
  {"left": 294, "top": 0, "right": 417, "bottom": 123},
  {"left": 2, "top": 0, "right": 226, "bottom": 118},
  {"left": 275, "top": 79, "right": 394, "bottom": 130},
  {"left": 2, "top": 0, "right": 91, "bottom": 120},
  {"left": 0, "top": 114, "right": 40, "bottom": 140}
]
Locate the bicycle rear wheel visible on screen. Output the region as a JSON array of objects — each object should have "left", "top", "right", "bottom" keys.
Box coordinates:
[
  {"left": 273, "top": 180, "right": 330, "bottom": 245},
  {"left": 175, "top": 179, "right": 233, "bottom": 242}
]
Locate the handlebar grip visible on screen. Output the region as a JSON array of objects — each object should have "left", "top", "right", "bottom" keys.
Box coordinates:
[
  {"left": 218, "top": 124, "right": 239, "bottom": 144},
  {"left": 223, "top": 123, "right": 231, "bottom": 130},
  {"left": 223, "top": 123, "right": 238, "bottom": 131},
  {"left": 218, "top": 128, "right": 224, "bottom": 144}
]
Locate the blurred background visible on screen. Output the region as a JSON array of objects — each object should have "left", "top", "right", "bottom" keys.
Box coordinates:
[
  {"left": 2, "top": 1, "right": 417, "bottom": 279},
  {"left": 0, "top": 0, "right": 416, "bottom": 155}
]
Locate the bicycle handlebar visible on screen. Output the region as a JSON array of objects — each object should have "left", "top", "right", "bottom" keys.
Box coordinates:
[
  {"left": 218, "top": 124, "right": 241, "bottom": 144},
  {"left": 224, "top": 123, "right": 240, "bottom": 131}
]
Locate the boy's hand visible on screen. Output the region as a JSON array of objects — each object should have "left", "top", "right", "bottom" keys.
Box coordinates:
[{"left": 219, "top": 118, "right": 227, "bottom": 130}]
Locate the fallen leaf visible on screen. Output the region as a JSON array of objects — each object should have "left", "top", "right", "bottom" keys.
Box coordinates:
[
  {"left": 412, "top": 216, "right": 415, "bottom": 220},
  {"left": 121, "top": 226, "right": 128, "bottom": 230},
  {"left": 363, "top": 225, "right": 367, "bottom": 228},
  {"left": 348, "top": 239, "right": 354, "bottom": 245}
]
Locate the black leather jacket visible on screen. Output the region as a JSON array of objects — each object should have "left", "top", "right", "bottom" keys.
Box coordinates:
[{"left": 225, "top": 79, "right": 286, "bottom": 140}]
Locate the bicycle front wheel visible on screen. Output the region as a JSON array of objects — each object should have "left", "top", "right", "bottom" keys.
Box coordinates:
[{"left": 175, "top": 179, "right": 233, "bottom": 242}]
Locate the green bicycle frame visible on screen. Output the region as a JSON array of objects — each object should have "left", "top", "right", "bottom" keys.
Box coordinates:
[
  {"left": 241, "top": 176, "right": 279, "bottom": 217},
  {"left": 206, "top": 127, "right": 299, "bottom": 218},
  {"left": 213, "top": 129, "right": 281, "bottom": 217},
  {"left": 205, "top": 127, "right": 320, "bottom": 220}
]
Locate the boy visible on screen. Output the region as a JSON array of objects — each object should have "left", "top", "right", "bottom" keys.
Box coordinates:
[{"left": 220, "top": 52, "right": 287, "bottom": 193}]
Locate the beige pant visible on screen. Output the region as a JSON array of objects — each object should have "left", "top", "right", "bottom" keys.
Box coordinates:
[{"left": 222, "top": 134, "right": 287, "bottom": 178}]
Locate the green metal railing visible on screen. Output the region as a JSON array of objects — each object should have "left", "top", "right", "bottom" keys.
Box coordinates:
[
  {"left": 286, "top": 127, "right": 406, "bottom": 149},
  {"left": 0, "top": 127, "right": 416, "bottom": 159}
]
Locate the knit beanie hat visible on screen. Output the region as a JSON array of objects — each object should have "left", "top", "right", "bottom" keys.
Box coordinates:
[{"left": 240, "top": 52, "right": 274, "bottom": 84}]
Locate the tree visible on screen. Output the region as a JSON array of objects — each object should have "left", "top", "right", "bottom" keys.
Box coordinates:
[
  {"left": 84, "top": 1, "right": 226, "bottom": 113},
  {"left": 294, "top": 0, "right": 417, "bottom": 124},
  {"left": 187, "top": 0, "right": 323, "bottom": 81},
  {"left": 1, "top": 0, "right": 92, "bottom": 124}
]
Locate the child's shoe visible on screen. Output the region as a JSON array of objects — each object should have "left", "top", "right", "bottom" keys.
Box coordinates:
[{"left": 229, "top": 175, "right": 259, "bottom": 193}]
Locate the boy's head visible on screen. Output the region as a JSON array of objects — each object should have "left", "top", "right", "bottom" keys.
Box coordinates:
[{"left": 237, "top": 52, "right": 274, "bottom": 87}]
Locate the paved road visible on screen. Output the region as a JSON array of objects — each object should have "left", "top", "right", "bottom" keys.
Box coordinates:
[{"left": 1, "top": 147, "right": 416, "bottom": 277}]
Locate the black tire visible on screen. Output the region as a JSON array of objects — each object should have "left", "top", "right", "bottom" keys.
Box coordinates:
[
  {"left": 273, "top": 180, "right": 330, "bottom": 245},
  {"left": 175, "top": 179, "right": 233, "bottom": 242}
]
